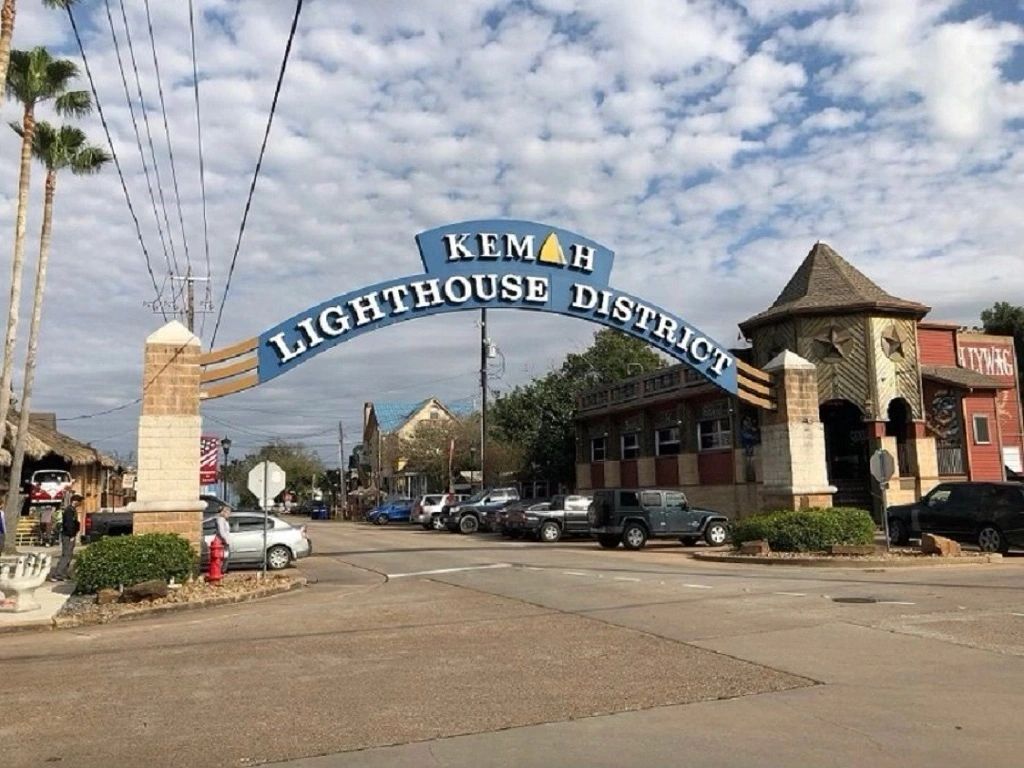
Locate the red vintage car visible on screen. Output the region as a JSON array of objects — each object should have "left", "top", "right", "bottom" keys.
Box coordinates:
[{"left": 28, "top": 469, "right": 73, "bottom": 506}]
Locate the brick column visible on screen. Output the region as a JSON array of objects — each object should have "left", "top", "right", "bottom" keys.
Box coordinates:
[
  {"left": 759, "top": 351, "right": 836, "bottom": 511},
  {"left": 129, "top": 321, "right": 205, "bottom": 550}
]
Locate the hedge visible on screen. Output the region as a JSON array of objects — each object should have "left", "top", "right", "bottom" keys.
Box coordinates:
[
  {"left": 73, "top": 533, "right": 197, "bottom": 594},
  {"left": 729, "top": 507, "right": 875, "bottom": 552}
]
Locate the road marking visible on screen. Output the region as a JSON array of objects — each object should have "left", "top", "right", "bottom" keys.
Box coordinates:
[
  {"left": 683, "top": 584, "right": 713, "bottom": 589},
  {"left": 563, "top": 571, "right": 588, "bottom": 576},
  {"left": 773, "top": 592, "right": 807, "bottom": 597},
  {"left": 876, "top": 601, "right": 916, "bottom": 605},
  {"left": 1011, "top": 613, "right": 1024, "bottom": 617},
  {"left": 614, "top": 576, "right": 640, "bottom": 582},
  {"left": 387, "top": 564, "right": 511, "bottom": 578}
]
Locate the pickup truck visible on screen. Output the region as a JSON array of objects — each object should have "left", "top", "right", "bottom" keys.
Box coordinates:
[
  {"left": 505, "top": 495, "right": 593, "bottom": 542},
  {"left": 82, "top": 495, "right": 229, "bottom": 543},
  {"left": 441, "top": 487, "right": 520, "bottom": 534}
]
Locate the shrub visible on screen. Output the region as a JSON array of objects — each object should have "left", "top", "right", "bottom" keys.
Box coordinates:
[
  {"left": 730, "top": 507, "right": 875, "bottom": 552},
  {"left": 73, "top": 533, "right": 197, "bottom": 594}
]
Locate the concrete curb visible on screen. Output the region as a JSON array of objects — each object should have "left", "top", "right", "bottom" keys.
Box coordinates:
[
  {"left": 0, "top": 576, "right": 307, "bottom": 635},
  {"left": 692, "top": 552, "right": 1004, "bottom": 568}
]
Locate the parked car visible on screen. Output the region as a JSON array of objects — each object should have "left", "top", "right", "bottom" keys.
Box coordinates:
[
  {"left": 588, "top": 489, "right": 729, "bottom": 550},
  {"left": 28, "top": 469, "right": 73, "bottom": 506},
  {"left": 366, "top": 498, "right": 415, "bottom": 525},
  {"left": 83, "top": 494, "right": 229, "bottom": 543},
  {"left": 496, "top": 499, "right": 548, "bottom": 537},
  {"left": 441, "top": 487, "right": 520, "bottom": 533},
  {"left": 886, "top": 481, "right": 1024, "bottom": 553},
  {"left": 201, "top": 510, "right": 311, "bottom": 570},
  {"left": 412, "top": 493, "right": 469, "bottom": 530},
  {"left": 506, "top": 495, "right": 592, "bottom": 542}
]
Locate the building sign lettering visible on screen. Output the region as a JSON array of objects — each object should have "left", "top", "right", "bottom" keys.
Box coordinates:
[
  {"left": 257, "top": 220, "right": 738, "bottom": 396},
  {"left": 959, "top": 343, "right": 1015, "bottom": 378}
]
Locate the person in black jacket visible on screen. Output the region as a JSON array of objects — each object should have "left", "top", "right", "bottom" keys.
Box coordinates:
[{"left": 50, "top": 493, "right": 83, "bottom": 581}]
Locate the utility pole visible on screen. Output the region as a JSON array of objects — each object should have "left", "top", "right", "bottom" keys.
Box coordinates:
[
  {"left": 337, "top": 420, "right": 345, "bottom": 518},
  {"left": 168, "top": 270, "right": 210, "bottom": 333},
  {"left": 480, "top": 308, "right": 488, "bottom": 489}
]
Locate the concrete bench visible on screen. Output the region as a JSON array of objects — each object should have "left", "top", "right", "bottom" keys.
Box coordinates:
[{"left": 0, "top": 553, "right": 52, "bottom": 613}]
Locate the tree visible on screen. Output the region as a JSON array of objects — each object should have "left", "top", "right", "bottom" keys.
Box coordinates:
[
  {"left": 981, "top": 302, "right": 1024, "bottom": 394},
  {"left": 0, "top": 48, "right": 89, "bottom": 444},
  {"left": 2, "top": 123, "right": 108, "bottom": 553},
  {"left": 0, "top": 2, "right": 79, "bottom": 112},
  {"left": 226, "top": 442, "right": 326, "bottom": 508},
  {"left": 491, "top": 329, "right": 665, "bottom": 489}
]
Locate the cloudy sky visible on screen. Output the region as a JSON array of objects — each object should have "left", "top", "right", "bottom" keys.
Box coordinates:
[{"left": 1, "top": 0, "right": 1021, "bottom": 465}]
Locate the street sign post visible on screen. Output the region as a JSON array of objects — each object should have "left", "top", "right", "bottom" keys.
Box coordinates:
[
  {"left": 870, "top": 449, "right": 896, "bottom": 551},
  {"left": 248, "top": 461, "right": 286, "bottom": 575}
]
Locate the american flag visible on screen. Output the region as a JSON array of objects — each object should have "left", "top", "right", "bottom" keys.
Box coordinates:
[{"left": 200, "top": 435, "right": 221, "bottom": 486}]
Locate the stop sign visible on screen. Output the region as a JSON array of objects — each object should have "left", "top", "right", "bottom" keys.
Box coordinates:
[{"left": 248, "top": 461, "right": 286, "bottom": 509}]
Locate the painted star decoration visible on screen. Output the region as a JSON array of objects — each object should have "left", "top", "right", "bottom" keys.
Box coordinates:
[
  {"left": 881, "top": 325, "right": 906, "bottom": 359},
  {"left": 815, "top": 325, "right": 853, "bottom": 359}
]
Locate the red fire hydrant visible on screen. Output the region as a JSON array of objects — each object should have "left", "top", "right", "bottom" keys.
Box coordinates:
[{"left": 207, "top": 536, "right": 225, "bottom": 584}]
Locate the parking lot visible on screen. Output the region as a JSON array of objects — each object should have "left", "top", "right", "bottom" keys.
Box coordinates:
[{"left": 2, "top": 519, "right": 1023, "bottom": 768}]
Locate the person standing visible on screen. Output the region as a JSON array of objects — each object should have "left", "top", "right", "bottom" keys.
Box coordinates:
[
  {"left": 50, "top": 493, "right": 82, "bottom": 582},
  {"left": 215, "top": 506, "right": 232, "bottom": 574}
]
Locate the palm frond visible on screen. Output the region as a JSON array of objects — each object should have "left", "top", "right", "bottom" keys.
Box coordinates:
[
  {"left": 70, "top": 146, "right": 111, "bottom": 175},
  {"left": 9, "top": 121, "right": 24, "bottom": 138},
  {"left": 40, "top": 0, "right": 78, "bottom": 8},
  {"left": 54, "top": 89, "right": 91, "bottom": 118}
]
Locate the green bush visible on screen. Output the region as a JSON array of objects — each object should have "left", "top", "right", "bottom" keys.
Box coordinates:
[
  {"left": 730, "top": 507, "right": 875, "bottom": 552},
  {"left": 73, "top": 534, "right": 197, "bottom": 594}
]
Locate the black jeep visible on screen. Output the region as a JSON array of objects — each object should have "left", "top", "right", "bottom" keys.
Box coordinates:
[{"left": 588, "top": 488, "right": 729, "bottom": 550}]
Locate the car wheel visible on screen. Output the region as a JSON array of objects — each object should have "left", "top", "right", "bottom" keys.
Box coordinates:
[
  {"left": 458, "top": 515, "right": 479, "bottom": 534},
  {"left": 266, "top": 545, "right": 291, "bottom": 570},
  {"left": 704, "top": 522, "right": 728, "bottom": 547},
  {"left": 539, "top": 521, "right": 562, "bottom": 543},
  {"left": 978, "top": 525, "right": 1008, "bottom": 554},
  {"left": 621, "top": 523, "right": 647, "bottom": 550},
  {"left": 375, "top": 515, "right": 389, "bottom": 526},
  {"left": 421, "top": 522, "right": 433, "bottom": 530},
  {"left": 888, "top": 517, "right": 909, "bottom": 546},
  {"left": 431, "top": 515, "right": 445, "bottom": 531},
  {"left": 679, "top": 537, "right": 698, "bottom": 547},
  {"left": 597, "top": 534, "right": 620, "bottom": 549}
]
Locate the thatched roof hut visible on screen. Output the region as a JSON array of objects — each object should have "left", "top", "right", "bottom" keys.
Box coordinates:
[{"left": 1, "top": 412, "right": 117, "bottom": 469}]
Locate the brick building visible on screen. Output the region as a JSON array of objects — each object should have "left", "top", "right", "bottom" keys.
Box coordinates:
[{"left": 575, "top": 243, "right": 1023, "bottom": 516}]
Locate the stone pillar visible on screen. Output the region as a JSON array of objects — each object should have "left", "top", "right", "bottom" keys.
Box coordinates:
[
  {"left": 129, "top": 321, "right": 205, "bottom": 550},
  {"left": 759, "top": 351, "right": 836, "bottom": 511},
  {"left": 908, "top": 421, "right": 939, "bottom": 498},
  {"left": 603, "top": 460, "right": 621, "bottom": 488}
]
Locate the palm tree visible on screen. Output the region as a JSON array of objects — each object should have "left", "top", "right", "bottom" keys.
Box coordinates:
[
  {"left": 0, "top": 2, "right": 78, "bottom": 112},
  {"left": 0, "top": 48, "right": 89, "bottom": 456},
  {"left": 1, "top": 124, "right": 108, "bottom": 553}
]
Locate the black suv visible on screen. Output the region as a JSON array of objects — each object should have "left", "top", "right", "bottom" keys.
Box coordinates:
[
  {"left": 887, "top": 481, "right": 1024, "bottom": 553},
  {"left": 588, "top": 489, "right": 729, "bottom": 550}
]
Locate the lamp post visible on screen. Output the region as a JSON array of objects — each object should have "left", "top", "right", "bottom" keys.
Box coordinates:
[{"left": 220, "top": 437, "right": 232, "bottom": 502}]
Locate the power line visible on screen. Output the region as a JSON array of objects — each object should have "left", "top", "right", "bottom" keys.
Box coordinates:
[
  {"left": 103, "top": 0, "right": 177, "bottom": 293},
  {"left": 116, "top": 0, "right": 179, "bottom": 283},
  {"left": 144, "top": 0, "right": 191, "bottom": 274},
  {"left": 64, "top": 4, "right": 167, "bottom": 320},
  {"left": 189, "top": 0, "right": 212, "bottom": 337},
  {"left": 210, "top": 0, "right": 304, "bottom": 348}
]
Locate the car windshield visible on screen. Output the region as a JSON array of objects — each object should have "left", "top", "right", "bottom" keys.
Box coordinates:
[
  {"left": 464, "top": 490, "right": 487, "bottom": 503},
  {"left": 33, "top": 471, "right": 69, "bottom": 484}
]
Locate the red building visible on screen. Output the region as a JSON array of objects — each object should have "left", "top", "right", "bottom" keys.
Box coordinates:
[{"left": 575, "top": 243, "right": 1023, "bottom": 515}]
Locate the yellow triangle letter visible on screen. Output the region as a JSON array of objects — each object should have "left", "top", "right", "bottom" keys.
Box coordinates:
[{"left": 538, "top": 233, "right": 566, "bottom": 266}]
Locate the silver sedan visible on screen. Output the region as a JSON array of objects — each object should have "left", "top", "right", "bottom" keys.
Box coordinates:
[{"left": 201, "top": 511, "right": 312, "bottom": 570}]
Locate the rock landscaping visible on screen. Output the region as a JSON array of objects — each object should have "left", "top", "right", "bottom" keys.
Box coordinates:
[{"left": 55, "top": 572, "right": 306, "bottom": 628}]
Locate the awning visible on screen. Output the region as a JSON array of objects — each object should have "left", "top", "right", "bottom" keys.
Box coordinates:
[{"left": 921, "top": 365, "right": 1009, "bottom": 390}]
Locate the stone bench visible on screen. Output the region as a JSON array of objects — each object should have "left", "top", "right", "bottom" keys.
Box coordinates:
[{"left": 0, "top": 553, "right": 52, "bottom": 613}]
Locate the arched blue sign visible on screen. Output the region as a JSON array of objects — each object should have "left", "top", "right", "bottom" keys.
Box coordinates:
[{"left": 254, "top": 220, "right": 737, "bottom": 394}]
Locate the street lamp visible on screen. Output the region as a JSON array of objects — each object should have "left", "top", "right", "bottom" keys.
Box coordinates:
[{"left": 220, "top": 437, "right": 232, "bottom": 502}]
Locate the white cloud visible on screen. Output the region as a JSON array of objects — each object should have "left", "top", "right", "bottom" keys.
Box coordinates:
[{"left": 0, "top": 0, "right": 1019, "bottom": 463}]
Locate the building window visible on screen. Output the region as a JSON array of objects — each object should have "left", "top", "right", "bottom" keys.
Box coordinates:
[
  {"left": 655, "top": 427, "right": 680, "bottom": 456},
  {"left": 591, "top": 436, "right": 607, "bottom": 462},
  {"left": 621, "top": 432, "right": 640, "bottom": 460},
  {"left": 972, "top": 414, "right": 991, "bottom": 445},
  {"left": 698, "top": 418, "right": 732, "bottom": 451}
]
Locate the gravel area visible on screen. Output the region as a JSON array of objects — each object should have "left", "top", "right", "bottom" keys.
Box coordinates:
[{"left": 56, "top": 572, "right": 304, "bottom": 624}]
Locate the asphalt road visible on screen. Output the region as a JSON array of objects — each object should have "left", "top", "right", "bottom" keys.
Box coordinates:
[{"left": 2, "top": 520, "right": 1023, "bottom": 767}]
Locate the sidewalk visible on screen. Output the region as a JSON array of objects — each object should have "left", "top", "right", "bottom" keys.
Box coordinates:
[{"left": 0, "top": 545, "right": 74, "bottom": 632}]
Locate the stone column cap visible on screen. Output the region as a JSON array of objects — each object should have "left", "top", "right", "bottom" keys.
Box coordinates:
[
  {"left": 146, "top": 320, "right": 200, "bottom": 347},
  {"left": 764, "top": 350, "right": 816, "bottom": 372}
]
